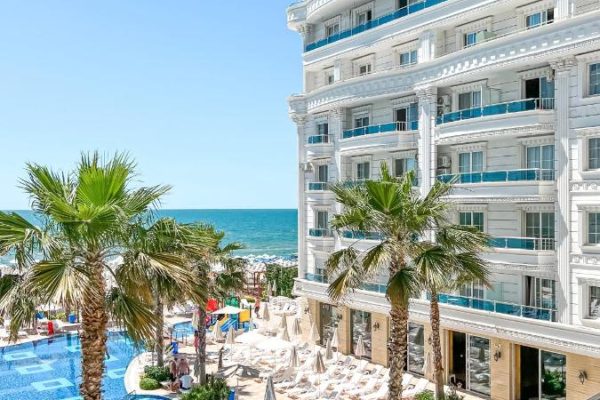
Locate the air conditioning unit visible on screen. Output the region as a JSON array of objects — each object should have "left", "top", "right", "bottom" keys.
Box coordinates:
[
  {"left": 300, "top": 162, "right": 313, "bottom": 172},
  {"left": 438, "top": 155, "right": 451, "bottom": 168},
  {"left": 437, "top": 95, "right": 450, "bottom": 106}
]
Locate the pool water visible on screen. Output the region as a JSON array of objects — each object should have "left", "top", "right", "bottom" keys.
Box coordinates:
[{"left": 0, "top": 331, "right": 140, "bottom": 400}]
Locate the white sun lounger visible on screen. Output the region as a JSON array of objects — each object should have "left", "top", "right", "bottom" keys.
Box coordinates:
[
  {"left": 402, "top": 378, "right": 429, "bottom": 398},
  {"left": 364, "top": 383, "right": 389, "bottom": 400}
]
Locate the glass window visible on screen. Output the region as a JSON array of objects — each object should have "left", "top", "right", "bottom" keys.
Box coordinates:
[
  {"left": 394, "top": 158, "right": 416, "bottom": 177},
  {"left": 458, "top": 91, "right": 482, "bottom": 110},
  {"left": 464, "top": 31, "right": 487, "bottom": 48},
  {"left": 350, "top": 310, "right": 371, "bottom": 359},
  {"left": 354, "top": 115, "right": 369, "bottom": 128},
  {"left": 526, "top": 145, "right": 554, "bottom": 170},
  {"left": 541, "top": 351, "right": 566, "bottom": 399},
  {"left": 459, "top": 212, "right": 484, "bottom": 232},
  {"left": 326, "top": 23, "right": 340, "bottom": 37},
  {"left": 589, "top": 63, "right": 600, "bottom": 96},
  {"left": 458, "top": 151, "right": 484, "bottom": 173},
  {"left": 468, "top": 336, "right": 490, "bottom": 395},
  {"left": 317, "top": 165, "right": 328, "bottom": 182},
  {"left": 316, "top": 211, "right": 328, "bottom": 229},
  {"left": 526, "top": 9, "right": 554, "bottom": 29},
  {"left": 325, "top": 71, "right": 334, "bottom": 85},
  {"left": 319, "top": 303, "right": 339, "bottom": 345},
  {"left": 589, "top": 213, "right": 600, "bottom": 244},
  {"left": 317, "top": 122, "right": 329, "bottom": 136},
  {"left": 356, "top": 162, "right": 370, "bottom": 180},
  {"left": 356, "top": 9, "right": 372, "bottom": 26},
  {"left": 589, "top": 138, "right": 600, "bottom": 169},
  {"left": 407, "top": 323, "right": 425, "bottom": 374},
  {"left": 525, "top": 212, "right": 555, "bottom": 250},
  {"left": 400, "top": 50, "right": 418, "bottom": 66},
  {"left": 590, "top": 286, "right": 600, "bottom": 319},
  {"left": 358, "top": 63, "right": 372, "bottom": 76}
]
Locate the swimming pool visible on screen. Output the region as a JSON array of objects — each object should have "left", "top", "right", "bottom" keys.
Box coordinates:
[{"left": 0, "top": 331, "right": 140, "bottom": 400}]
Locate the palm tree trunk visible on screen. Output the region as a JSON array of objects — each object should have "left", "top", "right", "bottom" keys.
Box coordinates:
[
  {"left": 80, "top": 260, "right": 108, "bottom": 400},
  {"left": 154, "top": 292, "right": 164, "bottom": 367},
  {"left": 194, "top": 307, "right": 207, "bottom": 385},
  {"left": 388, "top": 300, "right": 409, "bottom": 400},
  {"left": 430, "top": 290, "right": 445, "bottom": 399}
]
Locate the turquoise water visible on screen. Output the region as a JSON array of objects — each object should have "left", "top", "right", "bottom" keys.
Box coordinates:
[{"left": 0, "top": 209, "right": 298, "bottom": 264}]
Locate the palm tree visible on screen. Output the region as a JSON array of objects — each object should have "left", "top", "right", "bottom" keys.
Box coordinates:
[
  {"left": 413, "top": 226, "right": 489, "bottom": 399},
  {"left": 192, "top": 231, "right": 246, "bottom": 385},
  {"left": 326, "top": 162, "right": 453, "bottom": 399},
  {"left": 120, "top": 218, "right": 215, "bottom": 367},
  {"left": 0, "top": 152, "right": 196, "bottom": 400}
]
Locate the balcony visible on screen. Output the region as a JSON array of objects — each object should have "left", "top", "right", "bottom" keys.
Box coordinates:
[
  {"left": 490, "top": 236, "right": 555, "bottom": 251},
  {"left": 439, "top": 169, "right": 555, "bottom": 199},
  {"left": 341, "top": 230, "right": 383, "bottom": 241},
  {"left": 437, "top": 293, "right": 556, "bottom": 322},
  {"left": 437, "top": 98, "right": 554, "bottom": 125},
  {"left": 304, "top": 272, "right": 387, "bottom": 293},
  {"left": 342, "top": 121, "right": 418, "bottom": 139},
  {"left": 308, "top": 228, "right": 333, "bottom": 237},
  {"left": 307, "top": 134, "right": 331, "bottom": 144},
  {"left": 305, "top": 272, "right": 328, "bottom": 283},
  {"left": 307, "top": 182, "right": 330, "bottom": 191},
  {"left": 306, "top": 134, "right": 333, "bottom": 160},
  {"left": 304, "top": 0, "right": 448, "bottom": 52}
]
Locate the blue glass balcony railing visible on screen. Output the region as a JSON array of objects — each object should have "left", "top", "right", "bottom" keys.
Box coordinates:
[
  {"left": 437, "top": 293, "right": 556, "bottom": 322},
  {"left": 304, "top": 273, "right": 387, "bottom": 293},
  {"left": 307, "top": 182, "right": 330, "bottom": 191},
  {"left": 307, "top": 135, "right": 331, "bottom": 144},
  {"left": 304, "top": 0, "right": 448, "bottom": 52},
  {"left": 341, "top": 230, "right": 383, "bottom": 241},
  {"left": 308, "top": 228, "right": 333, "bottom": 237},
  {"left": 342, "top": 121, "right": 418, "bottom": 139},
  {"left": 436, "top": 98, "right": 554, "bottom": 125},
  {"left": 437, "top": 168, "right": 555, "bottom": 184},
  {"left": 305, "top": 273, "right": 328, "bottom": 283},
  {"left": 490, "top": 236, "right": 555, "bottom": 251}
]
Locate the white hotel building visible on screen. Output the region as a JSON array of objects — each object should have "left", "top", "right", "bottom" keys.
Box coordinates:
[{"left": 287, "top": 0, "right": 600, "bottom": 398}]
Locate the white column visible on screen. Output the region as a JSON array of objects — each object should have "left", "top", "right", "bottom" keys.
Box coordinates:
[
  {"left": 551, "top": 58, "right": 576, "bottom": 324},
  {"left": 330, "top": 108, "right": 345, "bottom": 252},
  {"left": 293, "top": 114, "right": 308, "bottom": 280},
  {"left": 417, "top": 87, "right": 438, "bottom": 197},
  {"left": 333, "top": 59, "right": 343, "bottom": 82},
  {"left": 554, "top": 0, "right": 573, "bottom": 21},
  {"left": 418, "top": 30, "right": 438, "bottom": 63}
]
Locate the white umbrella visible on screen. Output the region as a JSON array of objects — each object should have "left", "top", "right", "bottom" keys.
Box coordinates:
[
  {"left": 292, "top": 318, "right": 302, "bottom": 338},
  {"left": 325, "top": 337, "right": 333, "bottom": 360},
  {"left": 266, "top": 282, "right": 272, "bottom": 297},
  {"left": 262, "top": 303, "right": 270, "bottom": 322},
  {"left": 280, "top": 327, "right": 290, "bottom": 342},
  {"left": 354, "top": 335, "right": 366, "bottom": 360},
  {"left": 226, "top": 325, "right": 236, "bottom": 361},
  {"left": 264, "top": 375, "right": 277, "bottom": 400},
  {"left": 212, "top": 305, "right": 244, "bottom": 315},
  {"left": 279, "top": 315, "right": 288, "bottom": 330},
  {"left": 191, "top": 311, "right": 199, "bottom": 328},
  {"left": 213, "top": 322, "right": 224, "bottom": 342},
  {"left": 331, "top": 328, "right": 339, "bottom": 348},
  {"left": 288, "top": 345, "right": 300, "bottom": 368},
  {"left": 308, "top": 322, "right": 320, "bottom": 345},
  {"left": 313, "top": 350, "right": 326, "bottom": 398},
  {"left": 272, "top": 281, "right": 278, "bottom": 296}
]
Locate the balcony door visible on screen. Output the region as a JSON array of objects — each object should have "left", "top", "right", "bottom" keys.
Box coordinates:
[
  {"left": 450, "top": 332, "right": 491, "bottom": 396},
  {"left": 316, "top": 211, "right": 328, "bottom": 230},
  {"left": 526, "top": 144, "right": 554, "bottom": 179},
  {"left": 317, "top": 164, "right": 328, "bottom": 183},
  {"left": 458, "top": 151, "right": 483, "bottom": 174},
  {"left": 525, "top": 212, "right": 555, "bottom": 250},
  {"left": 394, "top": 103, "right": 418, "bottom": 130},
  {"left": 524, "top": 76, "right": 554, "bottom": 102},
  {"left": 518, "top": 346, "right": 566, "bottom": 400},
  {"left": 458, "top": 91, "right": 481, "bottom": 110}
]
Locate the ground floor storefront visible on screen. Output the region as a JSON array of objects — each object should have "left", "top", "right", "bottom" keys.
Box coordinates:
[{"left": 299, "top": 297, "right": 600, "bottom": 400}]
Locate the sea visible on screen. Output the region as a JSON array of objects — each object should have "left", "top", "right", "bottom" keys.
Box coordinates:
[{"left": 0, "top": 209, "right": 298, "bottom": 265}]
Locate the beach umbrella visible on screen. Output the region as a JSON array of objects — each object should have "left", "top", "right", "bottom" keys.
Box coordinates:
[
  {"left": 354, "top": 335, "right": 366, "bottom": 360},
  {"left": 279, "top": 326, "right": 290, "bottom": 342},
  {"left": 325, "top": 337, "right": 333, "bottom": 360},
  {"left": 292, "top": 318, "right": 302, "bottom": 338},
  {"left": 312, "top": 350, "right": 326, "bottom": 398},
  {"left": 262, "top": 303, "right": 270, "bottom": 322},
  {"left": 218, "top": 347, "right": 224, "bottom": 370},
  {"left": 212, "top": 305, "right": 244, "bottom": 315},
  {"left": 266, "top": 282, "right": 272, "bottom": 298},
  {"left": 308, "top": 322, "right": 320, "bottom": 346},
  {"left": 213, "top": 322, "right": 223, "bottom": 342},
  {"left": 279, "top": 315, "right": 288, "bottom": 330},
  {"left": 272, "top": 281, "right": 278, "bottom": 296},
  {"left": 288, "top": 345, "right": 300, "bottom": 368},
  {"left": 226, "top": 325, "right": 235, "bottom": 361},
  {"left": 264, "top": 375, "right": 277, "bottom": 400},
  {"left": 331, "top": 328, "right": 339, "bottom": 348}
]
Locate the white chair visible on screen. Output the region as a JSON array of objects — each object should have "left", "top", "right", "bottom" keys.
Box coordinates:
[{"left": 180, "top": 375, "right": 193, "bottom": 390}]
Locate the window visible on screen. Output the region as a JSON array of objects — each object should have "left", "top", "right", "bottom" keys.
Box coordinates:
[
  {"left": 319, "top": 303, "right": 340, "bottom": 345},
  {"left": 350, "top": 310, "right": 371, "bottom": 359},
  {"left": 394, "top": 103, "right": 418, "bottom": 130},
  {"left": 464, "top": 30, "right": 487, "bottom": 48},
  {"left": 394, "top": 158, "right": 416, "bottom": 177},
  {"left": 358, "top": 63, "right": 372, "bottom": 76},
  {"left": 355, "top": 9, "right": 372, "bottom": 26},
  {"left": 589, "top": 63, "right": 600, "bottom": 96},
  {"left": 459, "top": 279, "right": 485, "bottom": 298},
  {"left": 525, "top": 276, "right": 556, "bottom": 311},
  {"left": 458, "top": 91, "right": 481, "bottom": 110},
  {"left": 356, "top": 162, "right": 370, "bottom": 180},
  {"left": 526, "top": 144, "right": 554, "bottom": 179},
  {"left": 399, "top": 50, "right": 418, "bottom": 66},
  {"left": 589, "top": 138, "right": 600, "bottom": 169},
  {"left": 526, "top": 9, "right": 554, "bottom": 29},
  {"left": 407, "top": 323, "right": 425, "bottom": 374},
  {"left": 459, "top": 211, "right": 484, "bottom": 232},
  {"left": 317, "top": 122, "right": 329, "bottom": 137},
  {"left": 325, "top": 70, "right": 334, "bottom": 85},
  {"left": 316, "top": 211, "right": 328, "bottom": 229},
  {"left": 458, "top": 151, "right": 483, "bottom": 173},
  {"left": 354, "top": 115, "right": 369, "bottom": 128},
  {"left": 326, "top": 23, "right": 340, "bottom": 37},
  {"left": 317, "top": 164, "right": 328, "bottom": 183},
  {"left": 590, "top": 286, "right": 600, "bottom": 319},
  {"left": 589, "top": 213, "right": 600, "bottom": 244},
  {"left": 398, "top": 0, "right": 420, "bottom": 8},
  {"left": 525, "top": 212, "right": 555, "bottom": 250}
]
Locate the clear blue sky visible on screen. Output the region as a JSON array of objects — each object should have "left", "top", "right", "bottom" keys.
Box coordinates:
[{"left": 0, "top": 1, "right": 302, "bottom": 210}]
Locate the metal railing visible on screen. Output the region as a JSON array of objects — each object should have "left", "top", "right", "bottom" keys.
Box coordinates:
[
  {"left": 342, "top": 120, "right": 418, "bottom": 139},
  {"left": 307, "top": 135, "right": 331, "bottom": 144},
  {"left": 309, "top": 228, "right": 333, "bottom": 237},
  {"left": 304, "top": 0, "right": 448, "bottom": 52},
  {"left": 437, "top": 293, "right": 556, "bottom": 322},
  {"left": 341, "top": 230, "right": 384, "bottom": 241},
  {"left": 436, "top": 98, "right": 555, "bottom": 125},
  {"left": 307, "top": 182, "right": 330, "bottom": 191},
  {"left": 490, "top": 236, "right": 555, "bottom": 251},
  {"left": 437, "top": 168, "right": 555, "bottom": 184}
]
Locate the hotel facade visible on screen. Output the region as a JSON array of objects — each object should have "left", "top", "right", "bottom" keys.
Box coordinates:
[{"left": 287, "top": 0, "right": 600, "bottom": 398}]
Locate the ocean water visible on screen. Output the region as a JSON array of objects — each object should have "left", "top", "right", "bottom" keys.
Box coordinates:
[{"left": 0, "top": 209, "right": 298, "bottom": 264}]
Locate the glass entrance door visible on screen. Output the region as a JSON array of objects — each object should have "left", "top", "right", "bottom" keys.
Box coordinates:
[
  {"left": 450, "top": 332, "right": 490, "bottom": 395},
  {"left": 519, "top": 346, "right": 566, "bottom": 399}
]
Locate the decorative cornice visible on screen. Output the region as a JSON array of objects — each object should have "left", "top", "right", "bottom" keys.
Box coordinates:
[
  {"left": 550, "top": 57, "right": 578, "bottom": 72},
  {"left": 571, "top": 181, "right": 600, "bottom": 192},
  {"left": 571, "top": 253, "right": 600, "bottom": 267},
  {"left": 415, "top": 86, "right": 437, "bottom": 101},
  {"left": 446, "top": 195, "right": 556, "bottom": 203},
  {"left": 436, "top": 124, "right": 554, "bottom": 145}
]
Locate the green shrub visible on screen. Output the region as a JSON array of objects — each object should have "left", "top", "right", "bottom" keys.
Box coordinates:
[
  {"left": 414, "top": 390, "right": 434, "bottom": 400},
  {"left": 244, "top": 295, "right": 256, "bottom": 303},
  {"left": 181, "top": 377, "right": 229, "bottom": 400},
  {"left": 143, "top": 365, "right": 170, "bottom": 382},
  {"left": 55, "top": 311, "right": 66, "bottom": 321},
  {"left": 139, "top": 377, "right": 160, "bottom": 390}
]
